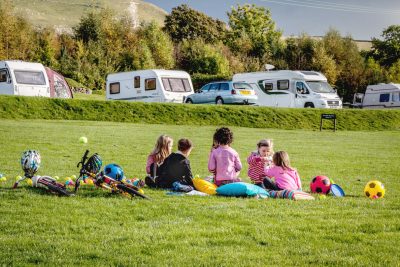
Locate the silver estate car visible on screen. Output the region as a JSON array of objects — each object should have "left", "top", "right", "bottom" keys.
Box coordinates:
[{"left": 184, "top": 81, "right": 258, "bottom": 105}]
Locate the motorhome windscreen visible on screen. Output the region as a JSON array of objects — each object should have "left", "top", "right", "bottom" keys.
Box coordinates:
[
  {"left": 233, "top": 83, "right": 253, "bottom": 90},
  {"left": 14, "top": 71, "right": 46, "bottom": 85},
  {"left": 306, "top": 81, "right": 334, "bottom": 93},
  {"left": 162, "top": 78, "right": 191, "bottom": 92}
]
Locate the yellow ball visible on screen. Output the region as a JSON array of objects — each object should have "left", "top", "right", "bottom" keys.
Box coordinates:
[
  {"left": 54, "top": 176, "right": 60, "bottom": 181},
  {"left": 15, "top": 175, "right": 22, "bottom": 181},
  {"left": 71, "top": 175, "right": 77, "bottom": 180},
  {"left": 27, "top": 179, "right": 33, "bottom": 186},
  {"left": 364, "top": 180, "right": 385, "bottom": 199},
  {"left": 0, "top": 177, "right": 7, "bottom": 182},
  {"left": 79, "top": 136, "right": 88, "bottom": 144}
]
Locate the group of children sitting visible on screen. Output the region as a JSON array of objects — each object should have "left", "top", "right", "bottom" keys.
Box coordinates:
[{"left": 144, "top": 127, "right": 302, "bottom": 193}]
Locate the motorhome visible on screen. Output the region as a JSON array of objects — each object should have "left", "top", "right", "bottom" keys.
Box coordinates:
[
  {"left": 106, "top": 70, "right": 194, "bottom": 103},
  {"left": 0, "top": 61, "right": 50, "bottom": 97},
  {"left": 352, "top": 83, "right": 400, "bottom": 109},
  {"left": 232, "top": 70, "right": 342, "bottom": 108}
]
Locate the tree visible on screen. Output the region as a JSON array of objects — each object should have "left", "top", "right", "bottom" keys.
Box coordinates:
[
  {"left": 164, "top": 4, "right": 226, "bottom": 43},
  {"left": 370, "top": 25, "right": 400, "bottom": 67},
  {"left": 178, "top": 39, "right": 230, "bottom": 76},
  {"left": 227, "top": 4, "right": 282, "bottom": 59},
  {"left": 322, "top": 29, "right": 366, "bottom": 101},
  {"left": 0, "top": 0, "right": 34, "bottom": 60},
  {"left": 33, "top": 28, "right": 59, "bottom": 69},
  {"left": 362, "top": 58, "right": 387, "bottom": 87},
  {"left": 140, "top": 22, "right": 175, "bottom": 69},
  {"left": 284, "top": 34, "right": 316, "bottom": 70},
  {"left": 387, "top": 59, "right": 400, "bottom": 83},
  {"left": 312, "top": 43, "right": 338, "bottom": 85}
]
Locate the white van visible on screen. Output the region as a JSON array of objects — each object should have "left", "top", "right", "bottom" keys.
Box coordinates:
[
  {"left": 106, "top": 69, "right": 194, "bottom": 103},
  {"left": 0, "top": 61, "right": 50, "bottom": 97},
  {"left": 353, "top": 83, "right": 400, "bottom": 109},
  {"left": 233, "top": 70, "right": 342, "bottom": 108}
]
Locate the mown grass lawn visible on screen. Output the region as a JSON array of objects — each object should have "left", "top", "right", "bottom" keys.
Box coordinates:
[{"left": 0, "top": 119, "right": 399, "bottom": 266}]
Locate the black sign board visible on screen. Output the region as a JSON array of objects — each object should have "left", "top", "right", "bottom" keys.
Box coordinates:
[
  {"left": 321, "top": 114, "right": 336, "bottom": 120},
  {"left": 320, "top": 114, "right": 337, "bottom": 132}
]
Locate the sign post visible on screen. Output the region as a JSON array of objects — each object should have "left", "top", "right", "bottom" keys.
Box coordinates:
[{"left": 320, "top": 114, "right": 337, "bottom": 132}]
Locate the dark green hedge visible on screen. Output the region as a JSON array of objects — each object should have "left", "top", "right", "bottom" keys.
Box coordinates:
[{"left": 0, "top": 95, "right": 399, "bottom": 131}]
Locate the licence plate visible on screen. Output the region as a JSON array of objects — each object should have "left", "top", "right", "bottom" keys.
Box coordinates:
[{"left": 240, "top": 90, "right": 251, "bottom": 95}]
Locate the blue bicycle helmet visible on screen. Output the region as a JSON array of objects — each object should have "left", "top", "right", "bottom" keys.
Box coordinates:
[
  {"left": 86, "top": 153, "right": 102, "bottom": 174},
  {"left": 21, "top": 150, "right": 41, "bottom": 178},
  {"left": 104, "top": 164, "right": 124, "bottom": 181}
]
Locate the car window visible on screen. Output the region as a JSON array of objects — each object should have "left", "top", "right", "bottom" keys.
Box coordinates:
[
  {"left": 233, "top": 83, "right": 252, "bottom": 90},
  {"left": 219, "top": 83, "right": 229, "bottom": 91},
  {"left": 209, "top": 83, "right": 220, "bottom": 91},
  {"left": 201, "top": 84, "right": 210, "bottom": 92}
]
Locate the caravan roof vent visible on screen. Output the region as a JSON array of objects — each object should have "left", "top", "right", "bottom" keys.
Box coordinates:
[{"left": 300, "top": 71, "right": 320, "bottom": 76}]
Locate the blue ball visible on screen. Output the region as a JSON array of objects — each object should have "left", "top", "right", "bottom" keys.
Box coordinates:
[{"left": 104, "top": 164, "right": 124, "bottom": 181}]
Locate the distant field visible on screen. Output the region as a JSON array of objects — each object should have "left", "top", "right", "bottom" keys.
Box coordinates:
[
  {"left": 12, "top": 0, "right": 167, "bottom": 29},
  {"left": 0, "top": 119, "right": 399, "bottom": 265}
]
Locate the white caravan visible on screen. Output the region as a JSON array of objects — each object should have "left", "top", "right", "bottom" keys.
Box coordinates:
[
  {"left": 106, "top": 69, "right": 194, "bottom": 103},
  {"left": 353, "top": 83, "right": 400, "bottom": 109},
  {"left": 0, "top": 61, "right": 50, "bottom": 97},
  {"left": 232, "top": 70, "right": 342, "bottom": 108}
]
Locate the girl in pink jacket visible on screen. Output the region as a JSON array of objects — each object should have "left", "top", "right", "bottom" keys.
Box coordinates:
[
  {"left": 264, "top": 151, "right": 302, "bottom": 191},
  {"left": 208, "top": 127, "right": 242, "bottom": 186}
]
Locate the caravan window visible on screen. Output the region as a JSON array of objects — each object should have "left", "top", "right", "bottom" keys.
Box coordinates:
[
  {"left": 264, "top": 83, "right": 273, "bottom": 91},
  {"left": 0, "top": 69, "right": 8, "bottom": 83},
  {"left": 162, "top": 78, "right": 192, "bottom": 92},
  {"left": 110, "top": 82, "right": 120, "bottom": 94},
  {"left": 145, "top": 79, "right": 156, "bottom": 91},
  {"left": 379, "top": 93, "right": 390, "bottom": 102},
  {"left": 392, "top": 93, "right": 400, "bottom": 102},
  {"left": 257, "top": 80, "right": 273, "bottom": 92},
  {"left": 277, "top": 80, "right": 289, "bottom": 90},
  {"left": 14, "top": 70, "right": 46, "bottom": 85},
  {"left": 134, "top": 76, "right": 140, "bottom": 88}
]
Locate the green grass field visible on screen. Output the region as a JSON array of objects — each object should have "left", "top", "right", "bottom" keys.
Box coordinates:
[{"left": 0, "top": 119, "right": 399, "bottom": 266}]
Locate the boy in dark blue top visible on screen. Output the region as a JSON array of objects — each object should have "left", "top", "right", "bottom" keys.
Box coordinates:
[{"left": 156, "top": 139, "right": 194, "bottom": 191}]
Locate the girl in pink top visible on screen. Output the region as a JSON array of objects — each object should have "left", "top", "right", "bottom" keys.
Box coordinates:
[
  {"left": 264, "top": 151, "right": 302, "bottom": 191},
  {"left": 247, "top": 139, "right": 274, "bottom": 187},
  {"left": 208, "top": 127, "right": 242, "bottom": 186}
]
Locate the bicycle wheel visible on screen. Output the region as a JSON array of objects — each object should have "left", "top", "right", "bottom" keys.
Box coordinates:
[
  {"left": 117, "top": 184, "right": 150, "bottom": 200},
  {"left": 42, "top": 181, "right": 73, "bottom": 196}
]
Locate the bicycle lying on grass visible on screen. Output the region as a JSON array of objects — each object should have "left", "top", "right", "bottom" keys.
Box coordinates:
[
  {"left": 13, "top": 150, "right": 73, "bottom": 196},
  {"left": 74, "top": 150, "right": 150, "bottom": 200}
]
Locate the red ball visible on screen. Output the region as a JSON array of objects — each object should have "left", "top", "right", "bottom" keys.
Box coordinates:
[{"left": 310, "top": 175, "right": 331, "bottom": 194}]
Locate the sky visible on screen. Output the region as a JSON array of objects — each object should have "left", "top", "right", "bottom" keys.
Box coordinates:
[{"left": 145, "top": 0, "right": 400, "bottom": 40}]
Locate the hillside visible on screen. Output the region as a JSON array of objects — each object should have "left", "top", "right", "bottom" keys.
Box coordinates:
[{"left": 12, "top": 0, "right": 167, "bottom": 30}]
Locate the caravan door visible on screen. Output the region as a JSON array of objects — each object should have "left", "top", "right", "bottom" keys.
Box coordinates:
[
  {"left": 248, "top": 82, "right": 275, "bottom": 106},
  {"left": 0, "top": 68, "right": 13, "bottom": 95},
  {"left": 390, "top": 92, "right": 400, "bottom": 108},
  {"left": 274, "top": 80, "right": 295, "bottom": 107}
]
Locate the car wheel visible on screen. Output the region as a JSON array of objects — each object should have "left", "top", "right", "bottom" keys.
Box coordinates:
[
  {"left": 186, "top": 98, "right": 193, "bottom": 104},
  {"left": 304, "top": 102, "right": 315, "bottom": 108},
  {"left": 216, "top": 98, "right": 224, "bottom": 105}
]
